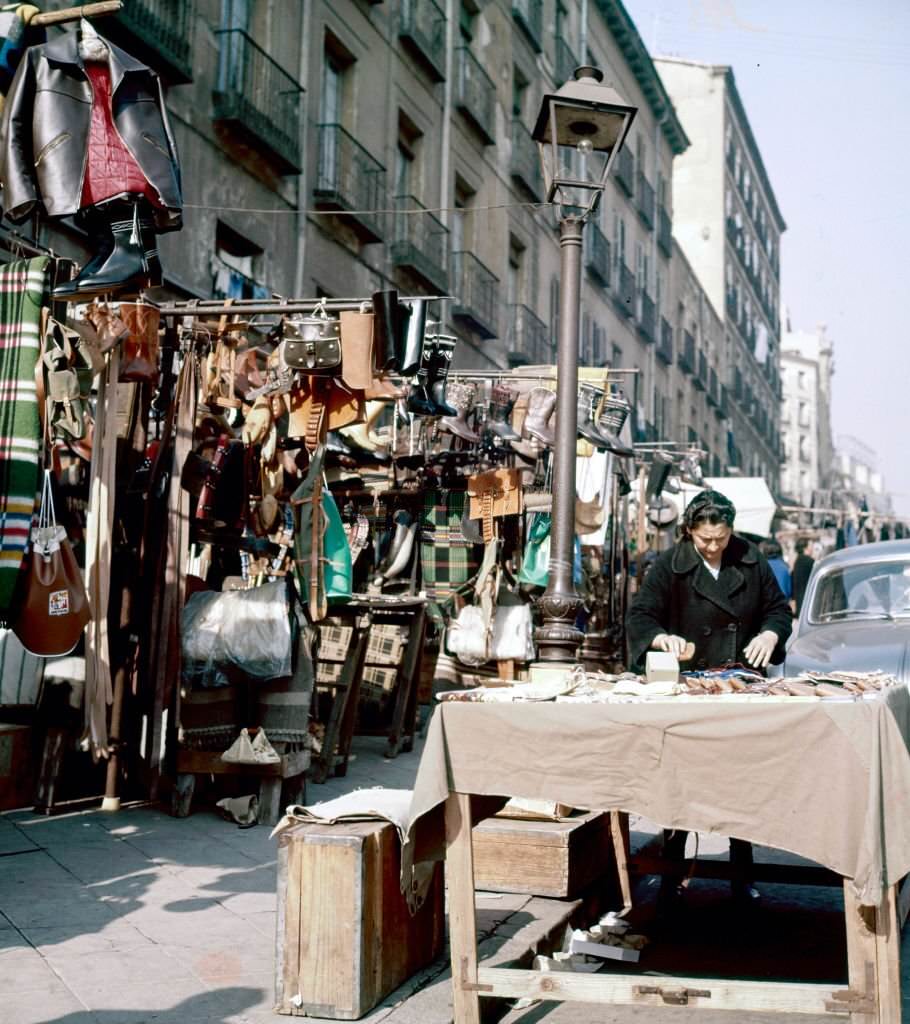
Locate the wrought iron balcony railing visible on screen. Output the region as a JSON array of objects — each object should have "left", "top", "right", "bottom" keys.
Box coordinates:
[
  {"left": 694, "top": 351, "right": 707, "bottom": 391},
  {"left": 455, "top": 47, "right": 495, "bottom": 145},
  {"left": 512, "top": 0, "right": 543, "bottom": 52},
  {"left": 657, "top": 316, "right": 673, "bottom": 364},
  {"left": 507, "top": 303, "right": 550, "bottom": 364},
  {"left": 636, "top": 172, "right": 655, "bottom": 230},
  {"left": 510, "top": 120, "right": 542, "bottom": 200},
  {"left": 213, "top": 29, "right": 303, "bottom": 174},
  {"left": 637, "top": 290, "right": 656, "bottom": 342},
  {"left": 451, "top": 251, "right": 499, "bottom": 339},
  {"left": 657, "top": 204, "right": 672, "bottom": 257},
  {"left": 614, "top": 146, "right": 634, "bottom": 197},
  {"left": 613, "top": 261, "right": 635, "bottom": 318},
  {"left": 102, "top": 0, "right": 196, "bottom": 83},
  {"left": 554, "top": 36, "right": 578, "bottom": 85},
  {"left": 678, "top": 330, "right": 695, "bottom": 374},
  {"left": 313, "top": 124, "right": 387, "bottom": 244},
  {"left": 584, "top": 222, "right": 610, "bottom": 285},
  {"left": 400, "top": 0, "right": 446, "bottom": 81},
  {"left": 391, "top": 195, "right": 449, "bottom": 293}
]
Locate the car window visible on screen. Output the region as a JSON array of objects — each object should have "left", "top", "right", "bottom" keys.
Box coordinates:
[{"left": 810, "top": 561, "right": 910, "bottom": 622}]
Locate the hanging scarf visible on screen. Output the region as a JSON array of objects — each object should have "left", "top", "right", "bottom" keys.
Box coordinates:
[{"left": 0, "top": 255, "right": 50, "bottom": 617}]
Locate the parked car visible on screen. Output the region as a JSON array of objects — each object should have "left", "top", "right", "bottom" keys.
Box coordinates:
[{"left": 784, "top": 539, "right": 910, "bottom": 681}]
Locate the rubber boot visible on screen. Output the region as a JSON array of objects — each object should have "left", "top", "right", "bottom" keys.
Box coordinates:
[
  {"left": 53, "top": 198, "right": 162, "bottom": 302},
  {"left": 439, "top": 381, "right": 480, "bottom": 442},
  {"left": 397, "top": 298, "right": 427, "bottom": 377},
  {"left": 577, "top": 385, "right": 606, "bottom": 446},
  {"left": 488, "top": 384, "right": 520, "bottom": 441},
  {"left": 371, "top": 289, "right": 400, "bottom": 372},
  {"left": 522, "top": 386, "right": 557, "bottom": 447}
]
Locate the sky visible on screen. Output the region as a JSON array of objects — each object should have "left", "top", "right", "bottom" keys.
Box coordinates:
[{"left": 620, "top": 0, "right": 910, "bottom": 515}]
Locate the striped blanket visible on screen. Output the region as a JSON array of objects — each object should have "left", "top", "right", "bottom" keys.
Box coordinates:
[{"left": 0, "top": 256, "right": 50, "bottom": 617}]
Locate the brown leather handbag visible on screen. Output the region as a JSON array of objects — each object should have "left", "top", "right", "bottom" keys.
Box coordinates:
[
  {"left": 12, "top": 470, "right": 91, "bottom": 656},
  {"left": 468, "top": 468, "right": 523, "bottom": 543},
  {"left": 118, "top": 301, "right": 161, "bottom": 384}
]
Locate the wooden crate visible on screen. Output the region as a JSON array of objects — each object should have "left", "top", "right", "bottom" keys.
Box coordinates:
[
  {"left": 275, "top": 820, "right": 445, "bottom": 1019},
  {"left": 0, "top": 724, "right": 33, "bottom": 811},
  {"left": 472, "top": 810, "right": 612, "bottom": 898}
]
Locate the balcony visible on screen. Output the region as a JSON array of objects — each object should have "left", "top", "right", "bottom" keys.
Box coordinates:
[
  {"left": 613, "top": 261, "right": 635, "bottom": 318},
  {"left": 694, "top": 351, "right": 707, "bottom": 391},
  {"left": 637, "top": 290, "right": 656, "bottom": 343},
  {"left": 510, "top": 120, "right": 542, "bottom": 200},
  {"left": 213, "top": 29, "right": 303, "bottom": 174},
  {"left": 707, "top": 367, "right": 719, "bottom": 408},
  {"left": 399, "top": 0, "right": 446, "bottom": 81},
  {"left": 678, "top": 330, "right": 695, "bottom": 374},
  {"left": 100, "top": 0, "right": 195, "bottom": 83},
  {"left": 455, "top": 48, "right": 496, "bottom": 145},
  {"left": 657, "top": 316, "right": 673, "bottom": 364},
  {"left": 451, "top": 251, "right": 499, "bottom": 339},
  {"left": 512, "top": 0, "right": 543, "bottom": 52},
  {"left": 313, "top": 124, "right": 386, "bottom": 244},
  {"left": 554, "top": 36, "right": 578, "bottom": 85},
  {"left": 615, "top": 146, "right": 634, "bottom": 197},
  {"left": 636, "top": 172, "right": 655, "bottom": 230},
  {"left": 391, "top": 195, "right": 449, "bottom": 293},
  {"left": 584, "top": 222, "right": 610, "bottom": 285},
  {"left": 657, "top": 205, "right": 672, "bottom": 257},
  {"left": 507, "top": 304, "right": 550, "bottom": 364}
]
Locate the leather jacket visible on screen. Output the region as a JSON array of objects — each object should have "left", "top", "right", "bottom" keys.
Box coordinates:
[{"left": 0, "top": 33, "right": 182, "bottom": 231}]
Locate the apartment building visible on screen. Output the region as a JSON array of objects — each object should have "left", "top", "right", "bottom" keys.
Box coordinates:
[
  {"left": 654, "top": 58, "right": 785, "bottom": 492},
  {"left": 780, "top": 325, "right": 835, "bottom": 507},
  {"left": 835, "top": 435, "right": 894, "bottom": 516}
]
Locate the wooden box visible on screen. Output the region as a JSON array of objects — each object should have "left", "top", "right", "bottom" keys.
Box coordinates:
[
  {"left": 0, "top": 724, "right": 33, "bottom": 811},
  {"left": 275, "top": 820, "right": 445, "bottom": 1019},
  {"left": 472, "top": 809, "right": 612, "bottom": 898}
]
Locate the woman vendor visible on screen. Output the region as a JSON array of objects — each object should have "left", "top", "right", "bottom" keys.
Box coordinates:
[{"left": 626, "top": 489, "right": 793, "bottom": 908}]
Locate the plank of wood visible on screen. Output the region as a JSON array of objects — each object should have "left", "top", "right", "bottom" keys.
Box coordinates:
[
  {"left": 475, "top": 967, "right": 844, "bottom": 1014},
  {"left": 31, "top": 1, "right": 122, "bottom": 27},
  {"left": 446, "top": 792, "right": 482, "bottom": 1024},
  {"left": 630, "top": 855, "right": 842, "bottom": 888},
  {"left": 175, "top": 748, "right": 309, "bottom": 778},
  {"left": 611, "top": 810, "right": 633, "bottom": 911},
  {"left": 842, "top": 881, "right": 878, "bottom": 1023},
  {"left": 873, "top": 885, "right": 901, "bottom": 1023}
]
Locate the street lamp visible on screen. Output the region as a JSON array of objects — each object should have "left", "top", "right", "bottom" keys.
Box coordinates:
[{"left": 531, "top": 66, "right": 637, "bottom": 663}]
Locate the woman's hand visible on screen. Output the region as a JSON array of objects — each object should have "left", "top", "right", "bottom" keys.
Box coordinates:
[
  {"left": 743, "top": 630, "right": 778, "bottom": 669},
  {"left": 651, "top": 633, "right": 688, "bottom": 656}
]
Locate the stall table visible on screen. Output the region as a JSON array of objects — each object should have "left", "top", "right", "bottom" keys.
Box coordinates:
[{"left": 407, "top": 688, "right": 910, "bottom": 1022}]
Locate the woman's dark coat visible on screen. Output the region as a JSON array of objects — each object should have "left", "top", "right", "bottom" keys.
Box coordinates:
[{"left": 626, "top": 534, "right": 792, "bottom": 670}]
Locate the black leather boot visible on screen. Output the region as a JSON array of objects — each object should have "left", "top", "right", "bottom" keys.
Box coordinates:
[
  {"left": 372, "top": 289, "right": 400, "bottom": 372},
  {"left": 488, "top": 384, "right": 520, "bottom": 441},
  {"left": 54, "top": 198, "right": 162, "bottom": 303},
  {"left": 397, "top": 298, "right": 427, "bottom": 377}
]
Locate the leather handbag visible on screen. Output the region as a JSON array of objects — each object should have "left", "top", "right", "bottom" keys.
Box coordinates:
[
  {"left": 339, "top": 308, "right": 374, "bottom": 391},
  {"left": 467, "top": 467, "right": 523, "bottom": 543},
  {"left": 282, "top": 304, "right": 342, "bottom": 373},
  {"left": 12, "top": 469, "right": 91, "bottom": 656}
]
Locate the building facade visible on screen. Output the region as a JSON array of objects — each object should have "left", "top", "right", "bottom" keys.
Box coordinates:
[
  {"left": 653, "top": 58, "right": 785, "bottom": 491},
  {"left": 780, "top": 324, "right": 835, "bottom": 507},
  {"left": 834, "top": 435, "right": 893, "bottom": 516}
]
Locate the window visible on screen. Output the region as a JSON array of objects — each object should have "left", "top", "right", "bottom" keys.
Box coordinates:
[
  {"left": 508, "top": 236, "right": 525, "bottom": 307},
  {"left": 512, "top": 65, "right": 529, "bottom": 119},
  {"left": 613, "top": 213, "right": 626, "bottom": 267},
  {"left": 213, "top": 221, "right": 264, "bottom": 298},
  {"left": 396, "top": 111, "right": 423, "bottom": 199},
  {"left": 459, "top": 0, "right": 477, "bottom": 41},
  {"left": 612, "top": 343, "right": 623, "bottom": 370}
]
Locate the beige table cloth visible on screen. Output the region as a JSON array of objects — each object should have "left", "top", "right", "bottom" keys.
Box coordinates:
[{"left": 408, "top": 687, "right": 910, "bottom": 906}]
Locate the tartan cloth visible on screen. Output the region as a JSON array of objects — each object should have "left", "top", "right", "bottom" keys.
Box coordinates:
[
  {"left": 360, "top": 664, "right": 398, "bottom": 706},
  {"left": 317, "top": 621, "right": 352, "bottom": 661},
  {"left": 366, "top": 623, "right": 404, "bottom": 665},
  {"left": 316, "top": 662, "right": 343, "bottom": 685},
  {"left": 0, "top": 256, "right": 51, "bottom": 617},
  {"left": 420, "top": 489, "right": 480, "bottom": 601}
]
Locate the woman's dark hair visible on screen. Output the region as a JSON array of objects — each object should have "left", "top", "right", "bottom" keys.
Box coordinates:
[{"left": 682, "top": 489, "right": 736, "bottom": 534}]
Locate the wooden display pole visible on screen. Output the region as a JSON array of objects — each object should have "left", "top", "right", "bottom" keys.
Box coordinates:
[{"left": 31, "top": 2, "right": 123, "bottom": 27}]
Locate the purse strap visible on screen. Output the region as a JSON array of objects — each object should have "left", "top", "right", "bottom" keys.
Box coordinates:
[{"left": 37, "top": 468, "right": 56, "bottom": 531}]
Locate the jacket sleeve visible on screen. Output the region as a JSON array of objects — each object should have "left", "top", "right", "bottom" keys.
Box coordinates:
[
  {"left": 756, "top": 554, "right": 793, "bottom": 664},
  {"left": 0, "top": 51, "right": 38, "bottom": 223},
  {"left": 626, "top": 552, "right": 674, "bottom": 669}
]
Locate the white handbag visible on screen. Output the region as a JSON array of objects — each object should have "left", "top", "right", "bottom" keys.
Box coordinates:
[
  {"left": 490, "top": 600, "right": 535, "bottom": 662},
  {"left": 445, "top": 604, "right": 491, "bottom": 667}
]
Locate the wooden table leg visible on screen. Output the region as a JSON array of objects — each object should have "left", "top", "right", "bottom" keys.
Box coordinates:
[
  {"left": 843, "top": 881, "right": 901, "bottom": 1022},
  {"left": 445, "top": 791, "right": 481, "bottom": 1024},
  {"left": 610, "top": 810, "right": 633, "bottom": 912}
]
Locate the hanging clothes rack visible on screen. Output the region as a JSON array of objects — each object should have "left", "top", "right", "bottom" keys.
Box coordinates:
[{"left": 156, "top": 296, "right": 448, "bottom": 318}]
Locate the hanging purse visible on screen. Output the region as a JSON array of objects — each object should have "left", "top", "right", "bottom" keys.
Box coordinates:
[
  {"left": 282, "top": 302, "right": 342, "bottom": 373},
  {"left": 339, "top": 306, "right": 374, "bottom": 391},
  {"left": 490, "top": 588, "right": 535, "bottom": 662},
  {"left": 467, "top": 467, "right": 523, "bottom": 543},
  {"left": 12, "top": 469, "right": 91, "bottom": 656},
  {"left": 518, "top": 512, "right": 552, "bottom": 588}
]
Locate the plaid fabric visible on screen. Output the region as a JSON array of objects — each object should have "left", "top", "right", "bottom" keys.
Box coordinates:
[
  {"left": 360, "top": 665, "right": 398, "bottom": 705},
  {"left": 316, "top": 662, "right": 343, "bottom": 685},
  {"left": 420, "top": 489, "right": 480, "bottom": 601},
  {"left": 256, "top": 623, "right": 315, "bottom": 743},
  {"left": 0, "top": 257, "right": 50, "bottom": 616},
  {"left": 317, "top": 622, "right": 352, "bottom": 661},
  {"left": 179, "top": 684, "right": 243, "bottom": 751},
  {"left": 366, "top": 623, "right": 404, "bottom": 665}
]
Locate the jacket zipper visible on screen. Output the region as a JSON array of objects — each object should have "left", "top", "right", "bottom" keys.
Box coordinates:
[
  {"left": 34, "top": 132, "right": 71, "bottom": 168},
  {"left": 142, "top": 131, "right": 170, "bottom": 158}
]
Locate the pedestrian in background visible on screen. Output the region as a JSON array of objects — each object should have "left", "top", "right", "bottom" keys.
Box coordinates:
[
  {"left": 761, "top": 539, "right": 792, "bottom": 604},
  {"left": 792, "top": 538, "right": 815, "bottom": 615}
]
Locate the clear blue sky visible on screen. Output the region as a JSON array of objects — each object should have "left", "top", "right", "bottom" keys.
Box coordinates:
[{"left": 621, "top": 0, "right": 910, "bottom": 515}]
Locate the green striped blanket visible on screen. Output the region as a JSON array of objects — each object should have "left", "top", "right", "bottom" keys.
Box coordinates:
[{"left": 0, "top": 256, "right": 51, "bottom": 616}]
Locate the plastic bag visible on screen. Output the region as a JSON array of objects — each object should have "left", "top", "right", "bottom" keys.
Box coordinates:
[{"left": 181, "top": 580, "right": 292, "bottom": 686}]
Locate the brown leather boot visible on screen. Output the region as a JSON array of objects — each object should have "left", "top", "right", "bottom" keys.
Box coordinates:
[
  {"left": 118, "top": 301, "right": 160, "bottom": 384},
  {"left": 522, "top": 386, "right": 556, "bottom": 447}
]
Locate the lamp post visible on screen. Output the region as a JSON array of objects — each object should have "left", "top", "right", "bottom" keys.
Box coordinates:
[{"left": 532, "top": 67, "right": 637, "bottom": 663}]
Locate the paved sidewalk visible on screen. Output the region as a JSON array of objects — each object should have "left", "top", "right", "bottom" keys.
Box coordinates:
[{"left": 2, "top": 731, "right": 909, "bottom": 1023}]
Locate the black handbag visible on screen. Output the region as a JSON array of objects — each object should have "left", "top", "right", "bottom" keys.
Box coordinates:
[{"left": 282, "top": 304, "right": 342, "bottom": 373}]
